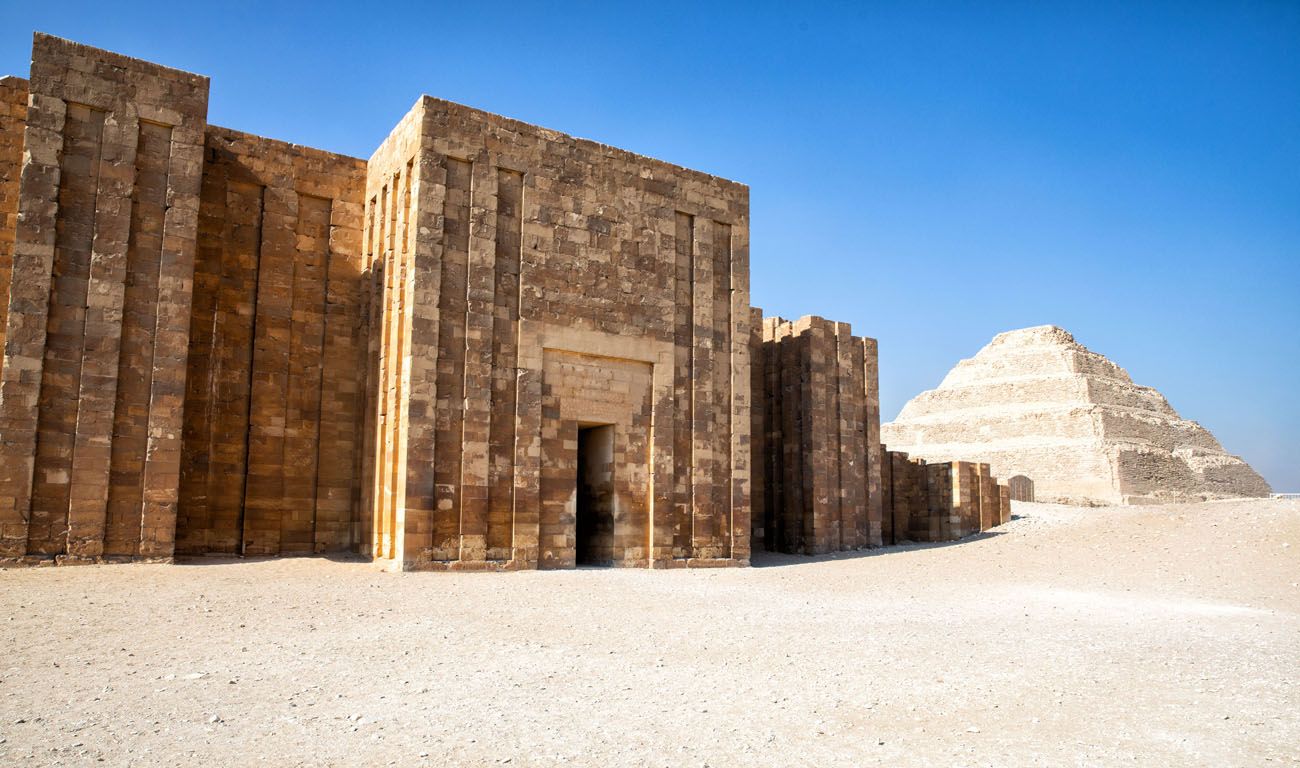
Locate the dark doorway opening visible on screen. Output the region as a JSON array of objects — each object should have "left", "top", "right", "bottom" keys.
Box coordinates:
[{"left": 576, "top": 424, "right": 615, "bottom": 565}]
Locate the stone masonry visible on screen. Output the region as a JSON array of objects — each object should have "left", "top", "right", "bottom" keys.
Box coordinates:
[
  {"left": 750, "top": 314, "right": 884, "bottom": 554},
  {"left": 176, "top": 127, "right": 367, "bottom": 557},
  {"left": 1007, "top": 475, "right": 1035, "bottom": 502},
  {"left": 0, "top": 76, "right": 25, "bottom": 392},
  {"left": 0, "top": 35, "right": 752, "bottom": 569},
  {"left": 880, "top": 451, "right": 1010, "bottom": 544},
  {"left": 748, "top": 313, "right": 1009, "bottom": 552},
  {"left": 357, "top": 96, "right": 750, "bottom": 570},
  {"left": 0, "top": 34, "right": 1010, "bottom": 569},
  {"left": 0, "top": 36, "right": 208, "bottom": 561}
]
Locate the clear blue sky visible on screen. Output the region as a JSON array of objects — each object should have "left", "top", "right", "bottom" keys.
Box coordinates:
[{"left": 2, "top": 2, "right": 1296, "bottom": 490}]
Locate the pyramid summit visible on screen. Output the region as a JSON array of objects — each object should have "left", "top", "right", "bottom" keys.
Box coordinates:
[{"left": 881, "top": 326, "right": 1271, "bottom": 505}]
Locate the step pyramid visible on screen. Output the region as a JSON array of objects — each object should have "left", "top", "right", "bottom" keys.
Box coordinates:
[{"left": 881, "top": 326, "right": 1271, "bottom": 505}]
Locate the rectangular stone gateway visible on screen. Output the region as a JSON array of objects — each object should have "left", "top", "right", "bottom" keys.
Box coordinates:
[
  {"left": 359, "top": 96, "right": 751, "bottom": 569},
  {"left": 0, "top": 34, "right": 1010, "bottom": 569}
]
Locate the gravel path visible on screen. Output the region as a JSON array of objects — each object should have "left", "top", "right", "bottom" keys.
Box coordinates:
[{"left": 2, "top": 499, "right": 1297, "bottom": 766}]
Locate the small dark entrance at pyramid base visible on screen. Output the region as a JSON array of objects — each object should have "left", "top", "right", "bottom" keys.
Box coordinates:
[{"left": 576, "top": 423, "right": 616, "bottom": 566}]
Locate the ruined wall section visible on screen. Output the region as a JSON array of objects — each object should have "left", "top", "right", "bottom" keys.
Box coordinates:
[
  {"left": 0, "top": 34, "right": 208, "bottom": 561},
  {"left": 880, "top": 450, "right": 1009, "bottom": 543},
  {"left": 1007, "top": 474, "right": 1034, "bottom": 502},
  {"left": 752, "top": 314, "right": 882, "bottom": 555},
  {"left": 0, "top": 76, "right": 27, "bottom": 386},
  {"left": 368, "top": 97, "right": 750, "bottom": 570},
  {"left": 176, "top": 126, "right": 365, "bottom": 556}
]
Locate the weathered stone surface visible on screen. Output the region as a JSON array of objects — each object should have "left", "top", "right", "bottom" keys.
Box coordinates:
[
  {"left": 880, "top": 450, "right": 1010, "bottom": 543},
  {"left": 176, "top": 127, "right": 366, "bottom": 557},
  {"left": 362, "top": 97, "right": 750, "bottom": 570},
  {"left": 1007, "top": 475, "right": 1034, "bottom": 502},
  {"left": 883, "top": 325, "right": 1271, "bottom": 505},
  {"left": 0, "top": 76, "right": 25, "bottom": 384},
  {"left": 750, "top": 314, "right": 882, "bottom": 554},
  {"left": 0, "top": 34, "right": 208, "bottom": 561},
  {"left": 0, "top": 75, "right": 27, "bottom": 556},
  {"left": 0, "top": 34, "right": 755, "bottom": 569}
]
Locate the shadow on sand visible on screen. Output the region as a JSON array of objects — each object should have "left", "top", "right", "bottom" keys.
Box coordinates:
[
  {"left": 173, "top": 530, "right": 1009, "bottom": 569},
  {"left": 750, "top": 529, "right": 1006, "bottom": 568},
  {"left": 174, "top": 552, "right": 370, "bottom": 567}
]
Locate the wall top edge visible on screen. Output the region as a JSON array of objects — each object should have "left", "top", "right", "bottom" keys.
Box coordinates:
[
  {"left": 206, "top": 123, "right": 367, "bottom": 167},
  {"left": 20, "top": 33, "right": 747, "bottom": 201},
  {"left": 34, "top": 31, "right": 210, "bottom": 87},
  {"left": 418, "top": 94, "right": 750, "bottom": 194},
  {"left": 758, "top": 313, "right": 878, "bottom": 345}
]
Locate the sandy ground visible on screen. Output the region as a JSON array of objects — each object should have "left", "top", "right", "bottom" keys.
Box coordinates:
[{"left": 1, "top": 499, "right": 1298, "bottom": 767}]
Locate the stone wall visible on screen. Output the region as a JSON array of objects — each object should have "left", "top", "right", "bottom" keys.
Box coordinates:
[
  {"left": 880, "top": 450, "right": 1010, "bottom": 543},
  {"left": 0, "top": 34, "right": 208, "bottom": 561},
  {"left": 1007, "top": 475, "right": 1034, "bottom": 502},
  {"left": 176, "top": 126, "right": 366, "bottom": 556},
  {"left": 0, "top": 76, "right": 26, "bottom": 387},
  {"left": 750, "top": 314, "right": 883, "bottom": 554},
  {"left": 0, "top": 34, "right": 754, "bottom": 569},
  {"left": 358, "top": 100, "right": 421, "bottom": 564}
]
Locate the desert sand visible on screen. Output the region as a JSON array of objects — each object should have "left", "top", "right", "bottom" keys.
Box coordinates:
[{"left": 2, "top": 498, "right": 1297, "bottom": 767}]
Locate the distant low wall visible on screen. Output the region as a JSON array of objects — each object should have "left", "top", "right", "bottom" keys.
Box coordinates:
[{"left": 881, "top": 450, "right": 1011, "bottom": 543}]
